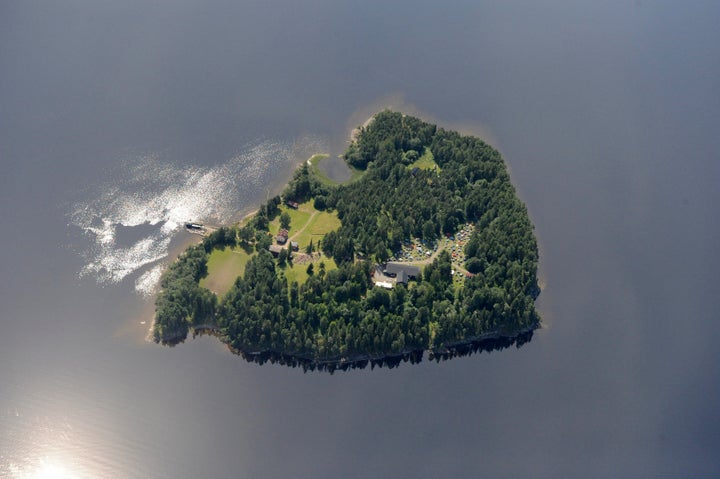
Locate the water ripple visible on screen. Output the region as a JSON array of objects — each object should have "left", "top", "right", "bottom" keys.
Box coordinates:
[{"left": 68, "top": 138, "right": 322, "bottom": 296}]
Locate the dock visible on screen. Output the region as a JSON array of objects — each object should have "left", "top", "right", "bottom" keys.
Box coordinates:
[{"left": 185, "top": 223, "right": 207, "bottom": 236}]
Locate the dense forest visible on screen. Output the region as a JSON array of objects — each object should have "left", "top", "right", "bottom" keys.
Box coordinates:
[{"left": 153, "top": 111, "right": 540, "bottom": 365}]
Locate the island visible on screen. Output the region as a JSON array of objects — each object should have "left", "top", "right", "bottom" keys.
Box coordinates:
[{"left": 153, "top": 111, "right": 540, "bottom": 371}]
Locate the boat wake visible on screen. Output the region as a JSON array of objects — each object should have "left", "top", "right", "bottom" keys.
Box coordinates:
[{"left": 68, "top": 137, "right": 326, "bottom": 297}]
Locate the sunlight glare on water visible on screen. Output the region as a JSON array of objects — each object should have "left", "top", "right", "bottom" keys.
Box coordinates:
[
  {"left": 17, "top": 457, "right": 78, "bottom": 479},
  {"left": 67, "top": 137, "right": 326, "bottom": 297},
  {"left": 1, "top": 414, "right": 97, "bottom": 479}
]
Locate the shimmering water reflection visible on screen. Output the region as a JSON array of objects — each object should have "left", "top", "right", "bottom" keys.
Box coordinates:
[
  {"left": 2, "top": 414, "right": 96, "bottom": 479},
  {"left": 2, "top": 0, "right": 719, "bottom": 477}
]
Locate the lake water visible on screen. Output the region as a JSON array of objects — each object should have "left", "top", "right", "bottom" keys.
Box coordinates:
[{"left": 2, "top": 1, "right": 719, "bottom": 477}]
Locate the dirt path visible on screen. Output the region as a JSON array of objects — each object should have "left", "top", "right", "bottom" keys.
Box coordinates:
[{"left": 288, "top": 210, "right": 318, "bottom": 243}]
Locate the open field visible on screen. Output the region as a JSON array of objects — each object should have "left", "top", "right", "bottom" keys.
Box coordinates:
[
  {"left": 268, "top": 205, "right": 312, "bottom": 237},
  {"left": 201, "top": 199, "right": 342, "bottom": 295},
  {"left": 291, "top": 210, "right": 341, "bottom": 249},
  {"left": 409, "top": 148, "right": 440, "bottom": 172},
  {"left": 280, "top": 255, "right": 338, "bottom": 285},
  {"left": 269, "top": 201, "right": 340, "bottom": 249},
  {"left": 200, "top": 247, "right": 254, "bottom": 296}
]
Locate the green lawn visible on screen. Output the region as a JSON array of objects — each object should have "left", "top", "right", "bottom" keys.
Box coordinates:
[
  {"left": 268, "top": 201, "right": 341, "bottom": 251},
  {"left": 279, "top": 256, "right": 338, "bottom": 285},
  {"left": 292, "top": 210, "right": 341, "bottom": 249},
  {"left": 205, "top": 190, "right": 343, "bottom": 292},
  {"left": 200, "top": 247, "right": 254, "bottom": 296},
  {"left": 269, "top": 204, "right": 312, "bottom": 236},
  {"left": 409, "top": 148, "right": 440, "bottom": 172}
]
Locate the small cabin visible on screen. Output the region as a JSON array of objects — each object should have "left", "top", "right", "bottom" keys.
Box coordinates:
[
  {"left": 269, "top": 245, "right": 284, "bottom": 256},
  {"left": 276, "top": 228, "right": 289, "bottom": 244},
  {"left": 286, "top": 201, "right": 299, "bottom": 209},
  {"left": 290, "top": 241, "right": 299, "bottom": 252}
]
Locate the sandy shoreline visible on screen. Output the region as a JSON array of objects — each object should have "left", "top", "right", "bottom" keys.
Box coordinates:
[{"left": 349, "top": 115, "right": 376, "bottom": 143}]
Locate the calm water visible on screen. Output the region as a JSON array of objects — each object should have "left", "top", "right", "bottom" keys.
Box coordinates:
[{"left": 2, "top": 1, "right": 719, "bottom": 477}]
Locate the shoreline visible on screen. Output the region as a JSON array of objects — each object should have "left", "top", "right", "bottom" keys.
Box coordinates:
[
  {"left": 146, "top": 143, "right": 352, "bottom": 340},
  {"left": 349, "top": 115, "right": 376, "bottom": 143},
  {"left": 150, "top": 110, "right": 541, "bottom": 371},
  {"left": 145, "top": 151, "right": 331, "bottom": 340},
  {"left": 144, "top": 232, "right": 205, "bottom": 342},
  {"left": 171, "top": 323, "right": 539, "bottom": 371}
]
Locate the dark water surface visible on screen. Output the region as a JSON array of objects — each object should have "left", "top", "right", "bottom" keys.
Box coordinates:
[{"left": 2, "top": 1, "right": 719, "bottom": 477}]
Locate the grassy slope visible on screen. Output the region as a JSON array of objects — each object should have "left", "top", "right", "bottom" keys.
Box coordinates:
[
  {"left": 292, "top": 210, "right": 341, "bottom": 249},
  {"left": 200, "top": 247, "right": 254, "bottom": 296},
  {"left": 268, "top": 205, "right": 312, "bottom": 237},
  {"left": 269, "top": 201, "right": 340, "bottom": 250}
]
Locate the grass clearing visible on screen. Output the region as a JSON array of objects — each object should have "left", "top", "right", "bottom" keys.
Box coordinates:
[
  {"left": 269, "top": 204, "right": 312, "bottom": 237},
  {"left": 200, "top": 247, "right": 254, "bottom": 296},
  {"left": 205, "top": 197, "right": 342, "bottom": 292},
  {"left": 268, "top": 201, "right": 341, "bottom": 250},
  {"left": 292, "top": 210, "right": 341, "bottom": 249},
  {"left": 280, "top": 256, "right": 338, "bottom": 285},
  {"left": 409, "top": 148, "right": 440, "bottom": 172}
]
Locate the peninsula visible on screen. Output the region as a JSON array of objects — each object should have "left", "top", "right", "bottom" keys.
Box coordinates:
[{"left": 153, "top": 111, "right": 540, "bottom": 369}]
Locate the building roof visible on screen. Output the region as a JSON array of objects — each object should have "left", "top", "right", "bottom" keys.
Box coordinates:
[
  {"left": 269, "top": 245, "right": 284, "bottom": 254},
  {"left": 384, "top": 263, "right": 420, "bottom": 277},
  {"left": 396, "top": 270, "right": 408, "bottom": 284}
]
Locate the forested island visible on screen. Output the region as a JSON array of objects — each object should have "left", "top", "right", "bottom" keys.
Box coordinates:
[{"left": 153, "top": 111, "right": 540, "bottom": 371}]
